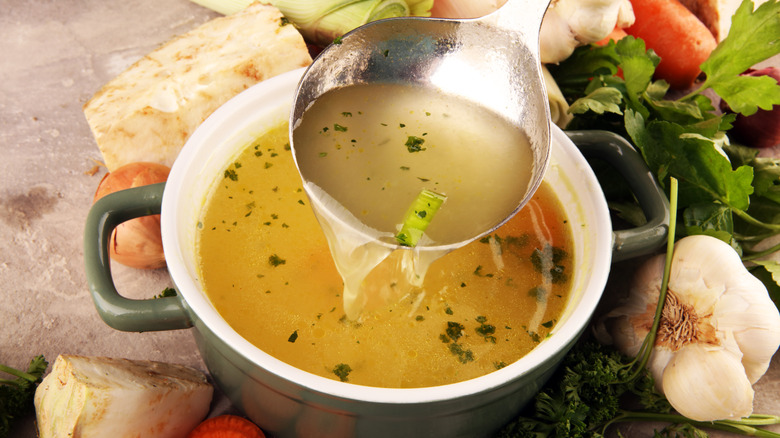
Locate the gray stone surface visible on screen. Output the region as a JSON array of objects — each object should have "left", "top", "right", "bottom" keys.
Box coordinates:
[{"left": 1, "top": 0, "right": 778, "bottom": 436}]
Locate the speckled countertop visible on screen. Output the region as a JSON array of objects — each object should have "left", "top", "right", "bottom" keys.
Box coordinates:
[{"left": 1, "top": 1, "right": 778, "bottom": 437}]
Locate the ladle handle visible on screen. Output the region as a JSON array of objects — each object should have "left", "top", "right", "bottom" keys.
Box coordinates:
[
  {"left": 565, "top": 130, "right": 670, "bottom": 262},
  {"left": 83, "top": 182, "right": 192, "bottom": 332}
]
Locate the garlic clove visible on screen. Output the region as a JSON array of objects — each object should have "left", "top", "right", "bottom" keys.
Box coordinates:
[
  {"left": 716, "top": 286, "right": 780, "bottom": 383},
  {"left": 539, "top": 8, "right": 580, "bottom": 64},
  {"left": 661, "top": 340, "right": 754, "bottom": 421}
]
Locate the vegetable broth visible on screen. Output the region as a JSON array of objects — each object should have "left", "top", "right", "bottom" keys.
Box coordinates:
[
  {"left": 292, "top": 83, "right": 537, "bottom": 318},
  {"left": 196, "top": 122, "right": 574, "bottom": 388},
  {"left": 292, "top": 83, "right": 535, "bottom": 246}
]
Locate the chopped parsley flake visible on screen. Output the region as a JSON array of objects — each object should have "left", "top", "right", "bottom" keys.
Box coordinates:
[
  {"left": 473, "top": 265, "right": 494, "bottom": 278},
  {"left": 224, "top": 169, "right": 238, "bottom": 181},
  {"left": 332, "top": 363, "right": 352, "bottom": 382},
  {"left": 288, "top": 330, "right": 298, "bottom": 343},
  {"left": 445, "top": 321, "right": 465, "bottom": 342},
  {"left": 334, "top": 123, "right": 348, "bottom": 132},
  {"left": 268, "top": 254, "right": 286, "bottom": 267},
  {"left": 531, "top": 246, "right": 568, "bottom": 284},
  {"left": 475, "top": 317, "right": 497, "bottom": 343},
  {"left": 405, "top": 136, "right": 426, "bottom": 152},
  {"left": 341, "top": 112, "right": 352, "bottom": 117},
  {"left": 449, "top": 343, "right": 475, "bottom": 364}
]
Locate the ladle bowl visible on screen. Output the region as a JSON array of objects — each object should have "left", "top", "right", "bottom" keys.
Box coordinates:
[{"left": 290, "top": 0, "right": 552, "bottom": 252}]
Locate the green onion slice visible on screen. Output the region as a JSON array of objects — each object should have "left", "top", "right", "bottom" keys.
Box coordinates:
[{"left": 395, "top": 189, "right": 446, "bottom": 247}]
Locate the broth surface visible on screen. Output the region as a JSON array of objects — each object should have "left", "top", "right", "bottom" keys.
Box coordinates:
[{"left": 196, "top": 122, "right": 573, "bottom": 388}]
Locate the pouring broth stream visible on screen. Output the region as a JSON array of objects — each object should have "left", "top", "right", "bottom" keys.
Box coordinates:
[{"left": 292, "top": 83, "right": 537, "bottom": 318}]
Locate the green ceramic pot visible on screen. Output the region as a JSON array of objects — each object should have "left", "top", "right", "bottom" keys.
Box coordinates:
[{"left": 84, "top": 68, "right": 668, "bottom": 437}]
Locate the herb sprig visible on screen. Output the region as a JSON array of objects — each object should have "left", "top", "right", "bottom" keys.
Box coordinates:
[
  {"left": 1, "top": 355, "right": 48, "bottom": 438},
  {"left": 499, "top": 180, "right": 780, "bottom": 437},
  {"left": 548, "top": 0, "right": 780, "bottom": 298}
]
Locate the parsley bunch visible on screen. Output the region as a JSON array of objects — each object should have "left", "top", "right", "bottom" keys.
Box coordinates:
[
  {"left": 497, "top": 181, "right": 780, "bottom": 437},
  {"left": 0, "top": 355, "right": 47, "bottom": 438},
  {"left": 548, "top": 0, "right": 780, "bottom": 304}
]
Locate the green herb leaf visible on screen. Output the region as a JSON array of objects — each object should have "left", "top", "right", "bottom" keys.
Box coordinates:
[
  {"left": 268, "top": 254, "right": 286, "bottom": 267},
  {"left": 624, "top": 110, "right": 754, "bottom": 211},
  {"left": 332, "top": 363, "right": 351, "bottom": 382},
  {"left": 1, "top": 355, "right": 48, "bottom": 437},
  {"left": 698, "top": 0, "right": 780, "bottom": 115},
  {"left": 404, "top": 135, "right": 426, "bottom": 152},
  {"left": 569, "top": 87, "right": 624, "bottom": 115}
]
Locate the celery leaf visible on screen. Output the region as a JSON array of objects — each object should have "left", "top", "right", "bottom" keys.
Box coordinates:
[
  {"left": 569, "top": 87, "right": 624, "bottom": 115},
  {"left": 698, "top": 0, "right": 780, "bottom": 115},
  {"left": 624, "top": 110, "right": 754, "bottom": 211}
]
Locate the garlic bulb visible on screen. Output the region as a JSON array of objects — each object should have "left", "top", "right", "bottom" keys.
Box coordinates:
[
  {"left": 541, "top": 0, "right": 635, "bottom": 63},
  {"left": 597, "top": 235, "right": 780, "bottom": 421}
]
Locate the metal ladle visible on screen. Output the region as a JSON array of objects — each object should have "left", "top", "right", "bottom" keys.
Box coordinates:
[{"left": 290, "top": 0, "right": 552, "bottom": 253}]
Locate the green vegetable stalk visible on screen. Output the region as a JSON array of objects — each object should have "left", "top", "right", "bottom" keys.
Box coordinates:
[
  {"left": 395, "top": 189, "right": 446, "bottom": 247},
  {"left": 0, "top": 355, "right": 48, "bottom": 438}
]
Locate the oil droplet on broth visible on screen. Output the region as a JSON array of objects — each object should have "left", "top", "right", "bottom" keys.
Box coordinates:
[{"left": 294, "top": 83, "right": 535, "bottom": 320}]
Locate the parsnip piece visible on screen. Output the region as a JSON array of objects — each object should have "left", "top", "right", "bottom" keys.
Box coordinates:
[
  {"left": 84, "top": 2, "right": 312, "bottom": 171},
  {"left": 34, "top": 355, "right": 214, "bottom": 438}
]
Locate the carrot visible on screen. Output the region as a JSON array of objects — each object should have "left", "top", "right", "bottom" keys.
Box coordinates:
[
  {"left": 625, "top": 0, "right": 717, "bottom": 89},
  {"left": 595, "top": 26, "right": 628, "bottom": 46},
  {"left": 187, "top": 415, "right": 266, "bottom": 438}
]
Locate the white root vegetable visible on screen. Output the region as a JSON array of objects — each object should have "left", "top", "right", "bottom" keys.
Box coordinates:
[
  {"left": 35, "top": 355, "right": 213, "bottom": 438},
  {"left": 596, "top": 235, "right": 780, "bottom": 421},
  {"left": 541, "top": 0, "right": 635, "bottom": 63},
  {"left": 428, "top": 0, "right": 635, "bottom": 64}
]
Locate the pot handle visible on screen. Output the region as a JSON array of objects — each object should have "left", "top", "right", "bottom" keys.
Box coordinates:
[
  {"left": 83, "top": 182, "right": 192, "bottom": 332},
  {"left": 565, "top": 130, "right": 670, "bottom": 262}
]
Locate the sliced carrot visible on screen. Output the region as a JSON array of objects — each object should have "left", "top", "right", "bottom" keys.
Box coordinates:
[
  {"left": 187, "top": 415, "right": 266, "bottom": 438},
  {"left": 625, "top": 0, "right": 717, "bottom": 89},
  {"left": 595, "top": 26, "right": 628, "bottom": 46}
]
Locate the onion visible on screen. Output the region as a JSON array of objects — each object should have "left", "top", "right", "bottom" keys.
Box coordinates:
[
  {"left": 725, "top": 67, "right": 780, "bottom": 149},
  {"left": 93, "top": 162, "right": 170, "bottom": 269}
]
